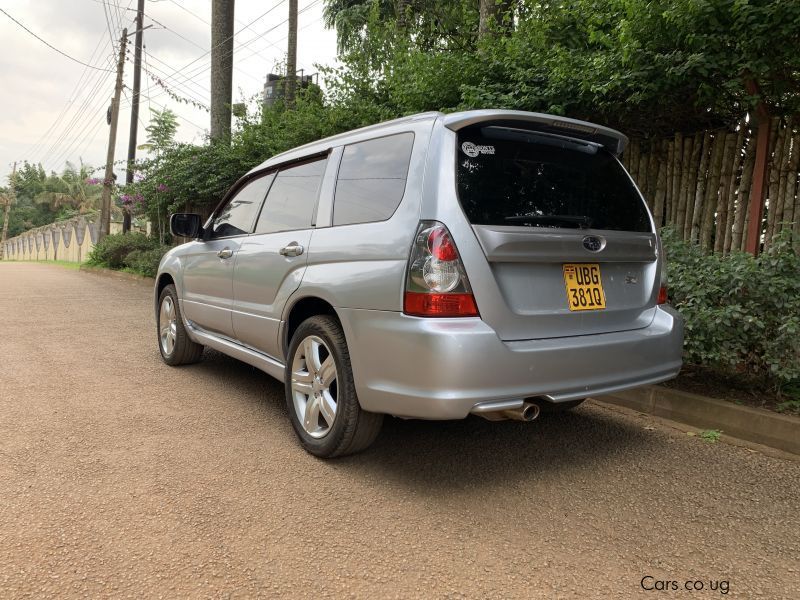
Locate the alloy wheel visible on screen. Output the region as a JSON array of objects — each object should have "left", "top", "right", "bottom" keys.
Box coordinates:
[
  {"left": 291, "top": 335, "right": 338, "bottom": 438},
  {"left": 159, "top": 295, "right": 177, "bottom": 356}
]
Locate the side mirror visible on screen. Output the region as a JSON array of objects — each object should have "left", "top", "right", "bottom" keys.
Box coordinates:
[{"left": 170, "top": 213, "right": 203, "bottom": 239}]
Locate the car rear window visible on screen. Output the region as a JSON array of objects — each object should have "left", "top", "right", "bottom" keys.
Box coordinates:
[{"left": 456, "top": 125, "right": 650, "bottom": 232}]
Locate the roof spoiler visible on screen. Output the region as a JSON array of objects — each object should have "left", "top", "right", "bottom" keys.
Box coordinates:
[{"left": 442, "top": 110, "right": 628, "bottom": 155}]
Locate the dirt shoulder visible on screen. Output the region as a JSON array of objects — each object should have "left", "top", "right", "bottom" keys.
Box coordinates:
[{"left": 1, "top": 262, "right": 798, "bottom": 599}]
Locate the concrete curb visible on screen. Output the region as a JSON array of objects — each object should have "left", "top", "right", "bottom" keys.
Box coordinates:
[
  {"left": 599, "top": 386, "right": 800, "bottom": 455},
  {"left": 79, "top": 265, "right": 154, "bottom": 286}
]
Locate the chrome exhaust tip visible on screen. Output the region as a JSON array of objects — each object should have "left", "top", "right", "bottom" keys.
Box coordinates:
[
  {"left": 471, "top": 399, "right": 542, "bottom": 422},
  {"left": 502, "top": 401, "right": 540, "bottom": 422}
]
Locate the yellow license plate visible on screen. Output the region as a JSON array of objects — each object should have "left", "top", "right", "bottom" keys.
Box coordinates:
[{"left": 563, "top": 263, "right": 606, "bottom": 311}]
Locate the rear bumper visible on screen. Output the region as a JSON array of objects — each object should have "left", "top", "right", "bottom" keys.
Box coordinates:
[{"left": 338, "top": 306, "right": 683, "bottom": 419}]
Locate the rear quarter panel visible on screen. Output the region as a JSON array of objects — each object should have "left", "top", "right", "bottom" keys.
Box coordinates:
[{"left": 296, "top": 118, "right": 435, "bottom": 312}]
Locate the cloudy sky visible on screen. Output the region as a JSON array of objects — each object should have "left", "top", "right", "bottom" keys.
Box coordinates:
[{"left": 0, "top": 0, "right": 338, "bottom": 187}]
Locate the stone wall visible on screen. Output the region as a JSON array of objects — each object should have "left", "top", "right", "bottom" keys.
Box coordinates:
[{"left": 1, "top": 217, "right": 98, "bottom": 262}]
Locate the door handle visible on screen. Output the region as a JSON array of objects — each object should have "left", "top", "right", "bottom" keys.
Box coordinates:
[
  {"left": 279, "top": 243, "right": 304, "bottom": 257},
  {"left": 217, "top": 247, "right": 233, "bottom": 259}
]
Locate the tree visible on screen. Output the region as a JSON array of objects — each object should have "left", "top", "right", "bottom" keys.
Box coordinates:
[
  {"left": 321, "top": 0, "right": 800, "bottom": 137},
  {"left": 141, "top": 108, "right": 179, "bottom": 154},
  {"left": 479, "top": 0, "right": 514, "bottom": 41},
  {"left": 33, "top": 161, "right": 102, "bottom": 215},
  {"left": 323, "top": 1, "right": 480, "bottom": 54},
  {"left": 323, "top": 0, "right": 393, "bottom": 53}
]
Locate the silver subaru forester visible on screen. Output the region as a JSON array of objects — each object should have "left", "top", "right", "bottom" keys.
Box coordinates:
[{"left": 155, "top": 109, "right": 683, "bottom": 457}]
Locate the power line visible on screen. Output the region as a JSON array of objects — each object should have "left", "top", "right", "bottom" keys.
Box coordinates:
[
  {"left": 147, "top": 0, "right": 321, "bottom": 105},
  {"left": 122, "top": 88, "right": 149, "bottom": 130},
  {"left": 135, "top": 60, "right": 209, "bottom": 111},
  {"left": 143, "top": 46, "right": 154, "bottom": 114},
  {"left": 101, "top": 1, "right": 118, "bottom": 48},
  {"left": 119, "top": 0, "right": 322, "bottom": 110},
  {"left": 143, "top": 51, "right": 211, "bottom": 100},
  {"left": 167, "top": 0, "right": 210, "bottom": 26},
  {"left": 0, "top": 8, "right": 114, "bottom": 72},
  {"left": 39, "top": 49, "right": 120, "bottom": 169},
  {"left": 142, "top": 12, "right": 206, "bottom": 52},
  {"left": 137, "top": 91, "right": 208, "bottom": 131},
  {"left": 140, "top": 12, "right": 280, "bottom": 91},
  {"left": 31, "top": 0, "right": 326, "bottom": 175},
  {"left": 43, "top": 63, "right": 118, "bottom": 171},
  {"left": 38, "top": 2, "right": 136, "bottom": 172},
  {"left": 153, "top": 0, "right": 287, "bottom": 91},
  {"left": 63, "top": 115, "right": 108, "bottom": 173},
  {"left": 24, "top": 31, "right": 114, "bottom": 160}
]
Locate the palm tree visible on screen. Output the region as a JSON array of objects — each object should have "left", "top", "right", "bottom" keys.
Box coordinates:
[{"left": 34, "top": 161, "right": 102, "bottom": 215}]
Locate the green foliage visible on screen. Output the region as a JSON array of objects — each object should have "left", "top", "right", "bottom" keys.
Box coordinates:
[
  {"left": 33, "top": 161, "right": 101, "bottom": 213},
  {"left": 700, "top": 429, "right": 722, "bottom": 443},
  {"left": 322, "top": 0, "right": 800, "bottom": 135},
  {"left": 121, "top": 89, "right": 389, "bottom": 238},
  {"left": 87, "top": 233, "right": 162, "bottom": 270},
  {"left": 122, "top": 247, "right": 169, "bottom": 278},
  {"left": 1, "top": 162, "right": 103, "bottom": 238},
  {"left": 323, "top": 1, "right": 477, "bottom": 55},
  {"left": 112, "top": 0, "right": 800, "bottom": 239},
  {"left": 663, "top": 228, "right": 800, "bottom": 386},
  {"left": 142, "top": 108, "right": 179, "bottom": 154},
  {"left": 776, "top": 398, "right": 800, "bottom": 415}
]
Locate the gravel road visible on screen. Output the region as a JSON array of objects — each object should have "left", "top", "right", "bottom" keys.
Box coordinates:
[{"left": 0, "top": 262, "right": 798, "bottom": 599}]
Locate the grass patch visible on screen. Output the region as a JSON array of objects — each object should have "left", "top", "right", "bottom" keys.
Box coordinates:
[
  {"left": 1, "top": 259, "right": 82, "bottom": 270},
  {"left": 700, "top": 429, "right": 722, "bottom": 443}
]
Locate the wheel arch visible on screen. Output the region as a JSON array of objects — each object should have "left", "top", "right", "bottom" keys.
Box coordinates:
[
  {"left": 155, "top": 272, "right": 176, "bottom": 315},
  {"left": 283, "top": 296, "right": 341, "bottom": 356}
]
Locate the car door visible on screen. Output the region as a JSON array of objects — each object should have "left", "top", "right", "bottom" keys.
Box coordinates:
[
  {"left": 231, "top": 156, "right": 328, "bottom": 358},
  {"left": 181, "top": 174, "right": 272, "bottom": 337}
]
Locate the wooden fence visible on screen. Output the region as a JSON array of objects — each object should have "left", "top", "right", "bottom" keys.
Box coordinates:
[{"left": 622, "top": 117, "right": 799, "bottom": 254}]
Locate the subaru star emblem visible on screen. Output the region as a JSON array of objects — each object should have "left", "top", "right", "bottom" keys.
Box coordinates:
[{"left": 582, "top": 235, "right": 605, "bottom": 252}]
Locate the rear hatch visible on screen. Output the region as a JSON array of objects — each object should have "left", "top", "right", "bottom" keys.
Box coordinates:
[{"left": 455, "top": 122, "right": 658, "bottom": 341}]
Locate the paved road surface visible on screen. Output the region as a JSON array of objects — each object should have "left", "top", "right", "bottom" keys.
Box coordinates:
[{"left": 0, "top": 262, "right": 798, "bottom": 599}]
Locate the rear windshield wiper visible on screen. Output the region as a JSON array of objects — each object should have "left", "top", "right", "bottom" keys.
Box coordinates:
[{"left": 504, "top": 214, "right": 593, "bottom": 229}]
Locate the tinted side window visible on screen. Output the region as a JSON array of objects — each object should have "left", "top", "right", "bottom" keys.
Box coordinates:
[
  {"left": 211, "top": 174, "right": 274, "bottom": 238},
  {"left": 333, "top": 133, "right": 414, "bottom": 226},
  {"left": 255, "top": 157, "right": 326, "bottom": 234}
]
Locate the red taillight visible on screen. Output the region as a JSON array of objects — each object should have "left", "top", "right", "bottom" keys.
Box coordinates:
[
  {"left": 404, "top": 292, "right": 478, "bottom": 317},
  {"left": 427, "top": 228, "right": 458, "bottom": 261},
  {"left": 657, "top": 236, "right": 668, "bottom": 305},
  {"left": 404, "top": 221, "right": 478, "bottom": 318}
]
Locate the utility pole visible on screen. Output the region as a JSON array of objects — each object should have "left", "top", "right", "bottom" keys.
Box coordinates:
[
  {"left": 285, "top": 0, "right": 297, "bottom": 108},
  {"left": 99, "top": 28, "right": 128, "bottom": 240},
  {"left": 124, "top": 0, "right": 145, "bottom": 234},
  {"left": 0, "top": 161, "right": 16, "bottom": 259},
  {"left": 210, "top": 0, "right": 234, "bottom": 142}
]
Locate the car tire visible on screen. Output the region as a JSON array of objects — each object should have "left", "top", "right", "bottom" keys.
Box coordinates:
[
  {"left": 157, "top": 284, "right": 203, "bottom": 366},
  {"left": 285, "top": 315, "right": 383, "bottom": 458}
]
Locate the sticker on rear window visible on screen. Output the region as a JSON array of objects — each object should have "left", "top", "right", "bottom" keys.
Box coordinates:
[{"left": 461, "top": 141, "right": 495, "bottom": 157}]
